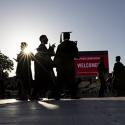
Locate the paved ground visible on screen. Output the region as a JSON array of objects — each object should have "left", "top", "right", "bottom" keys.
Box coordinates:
[{"left": 0, "top": 97, "right": 125, "bottom": 125}]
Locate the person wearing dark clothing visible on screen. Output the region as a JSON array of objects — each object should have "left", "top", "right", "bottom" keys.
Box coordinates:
[
  {"left": 16, "top": 42, "right": 34, "bottom": 100},
  {"left": 112, "top": 56, "right": 125, "bottom": 96},
  {"left": 31, "top": 35, "right": 56, "bottom": 100},
  {"left": 113, "top": 56, "right": 124, "bottom": 78},
  {"left": 97, "top": 57, "right": 107, "bottom": 97},
  {"left": 54, "top": 32, "right": 79, "bottom": 99}
]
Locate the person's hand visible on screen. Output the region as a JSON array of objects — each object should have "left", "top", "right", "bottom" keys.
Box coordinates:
[
  {"left": 51, "top": 43, "right": 56, "bottom": 48},
  {"left": 49, "top": 43, "right": 56, "bottom": 48}
]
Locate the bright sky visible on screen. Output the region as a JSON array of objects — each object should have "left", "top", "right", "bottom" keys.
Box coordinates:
[{"left": 0, "top": 0, "right": 125, "bottom": 77}]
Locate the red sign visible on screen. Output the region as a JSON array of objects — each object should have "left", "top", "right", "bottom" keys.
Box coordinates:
[{"left": 74, "top": 51, "right": 109, "bottom": 76}]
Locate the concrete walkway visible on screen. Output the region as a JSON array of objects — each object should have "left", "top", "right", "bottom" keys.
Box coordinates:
[{"left": 0, "top": 97, "right": 125, "bottom": 125}]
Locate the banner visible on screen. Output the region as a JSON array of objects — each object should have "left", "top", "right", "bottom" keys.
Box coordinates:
[{"left": 74, "top": 51, "right": 109, "bottom": 76}]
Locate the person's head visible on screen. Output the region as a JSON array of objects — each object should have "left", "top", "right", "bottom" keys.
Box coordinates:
[
  {"left": 63, "top": 32, "right": 71, "bottom": 40},
  {"left": 116, "top": 56, "right": 121, "bottom": 62},
  {"left": 60, "top": 32, "right": 72, "bottom": 42},
  {"left": 21, "top": 42, "right": 28, "bottom": 51},
  {"left": 39, "top": 35, "right": 48, "bottom": 44}
]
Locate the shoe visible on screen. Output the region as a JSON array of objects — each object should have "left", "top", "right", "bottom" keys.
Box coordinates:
[
  {"left": 71, "top": 96, "right": 80, "bottom": 99},
  {"left": 30, "top": 97, "right": 41, "bottom": 101},
  {"left": 16, "top": 97, "right": 28, "bottom": 101},
  {"left": 54, "top": 96, "right": 60, "bottom": 100}
]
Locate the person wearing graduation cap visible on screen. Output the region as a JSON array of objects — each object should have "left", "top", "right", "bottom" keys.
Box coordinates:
[{"left": 54, "top": 32, "right": 79, "bottom": 99}]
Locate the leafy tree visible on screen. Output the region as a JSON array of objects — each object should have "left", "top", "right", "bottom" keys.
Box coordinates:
[{"left": 0, "top": 51, "right": 14, "bottom": 74}]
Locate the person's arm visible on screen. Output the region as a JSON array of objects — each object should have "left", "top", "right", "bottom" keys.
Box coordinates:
[
  {"left": 13, "top": 58, "right": 17, "bottom": 62},
  {"left": 48, "top": 43, "right": 56, "bottom": 56},
  {"left": 73, "top": 42, "right": 79, "bottom": 58}
]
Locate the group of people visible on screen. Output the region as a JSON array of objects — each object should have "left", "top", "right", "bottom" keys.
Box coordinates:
[
  {"left": 1, "top": 32, "right": 124, "bottom": 100},
  {"left": 97, "top": 56, "right": 125, "bottom": 97},
  {"left": 15, "top": 32, "right": 79, "bottom": 100}
]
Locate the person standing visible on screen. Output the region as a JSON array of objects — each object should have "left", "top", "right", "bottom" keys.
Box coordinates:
[
  {"left": 54, "top": 32, "right": 79, "bottom": 99},
  {"left": 16, "top": 42, "right": 34, "bottom": 100},
  {"left": 113, "top": 56, "right": 124, "bottom": 78},
  {"left": 97, "top": 57, "right": 107, "bottom": 97},
  {"left": 31, "top": 35, "right": 56, "bottom": 100},
  {"left": 112, "top": 56, "right": 125, "bottom": 96}
]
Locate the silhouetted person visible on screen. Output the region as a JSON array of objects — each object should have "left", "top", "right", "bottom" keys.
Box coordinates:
[
  {"left": 31, "top": 35, "right": 56, "bottom": 100},
  {"left": 113, "top": 56, "right": 125, "bottom": 96},
  {"left": 54, "top": 32, "right": 79, "bottom": 99},
  {"left": 16, "top": 42, "right": 34, "bottom": 100},
  {"left": 113, "top": 56, "right": 124, "bottom": 78},
  {"left": 97, "top": 57, "right": 107, "bottom": 97}
]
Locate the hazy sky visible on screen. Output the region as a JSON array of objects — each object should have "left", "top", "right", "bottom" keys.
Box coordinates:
[{"left": 0, "top": 0, "right": 125, "bottom": 76}]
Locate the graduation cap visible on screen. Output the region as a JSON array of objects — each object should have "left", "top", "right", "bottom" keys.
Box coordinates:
[{"left": 60, "top": 32, "right": 72, "bottom": 43}]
